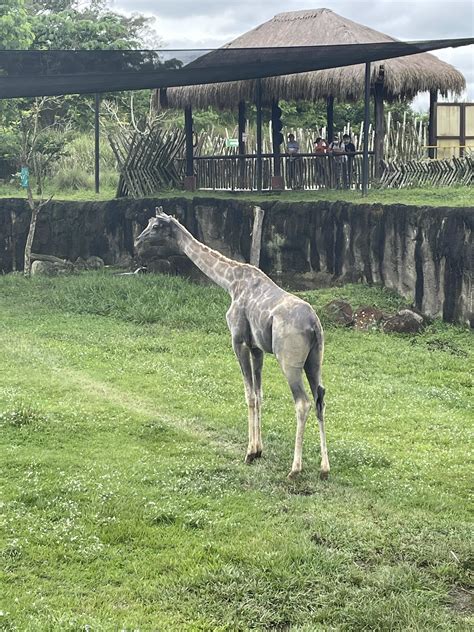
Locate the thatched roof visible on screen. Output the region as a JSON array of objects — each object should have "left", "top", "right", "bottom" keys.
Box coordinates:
[{"left": 164, "top": 8, "right": 466, "bottom": 108}]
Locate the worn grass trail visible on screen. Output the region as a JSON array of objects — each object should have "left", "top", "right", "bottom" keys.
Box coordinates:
[{"left": 1, "top": 274, "right": 472, "bottom": 631}]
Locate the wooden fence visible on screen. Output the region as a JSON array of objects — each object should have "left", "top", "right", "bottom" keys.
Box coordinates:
[
  {"left": 110, "top": 124, "right": 185, "bottom": 198},
  {"left": 380, "top": 156, "right": 474, "bottom": 188},
  {"left": 109, "top": 114, "right": 472, "bottom": 196},
  {"left": 195, "top": 112, "right": 428, "bottom": 163},
  {"left": 193, "top": 153, "right": 374, "bottom": 191}
]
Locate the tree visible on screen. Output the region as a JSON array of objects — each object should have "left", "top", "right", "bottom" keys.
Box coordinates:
[
  {"left": 27, "top": 0, "right": 158, "bottom": 51},
  {"left": 17, "top": 98, "right": 55, "bottom": 276},
  {"left": 0, "top": 0, "right": 33, "bottom": 49}
]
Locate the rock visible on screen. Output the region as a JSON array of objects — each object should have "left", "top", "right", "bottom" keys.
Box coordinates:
[
  {"left": 383, "top": 309, "right": 425, "bottom": 334},
  {"left": 323, "top": 299, "right": 354, "bottom": 326},
  {"left": 31, "top": 260, "right": 70, "bottom": 276},
  {"left": 146, "top": 258, "right": 173, "bottom": 275},
  {"left": 85, "top": 256, "right": 104, "bottom": 270},
  {"left": 115, "top": 253, "right": 134, "bottom": 269},
  {"left": 353, "top": 305, "right": 387, "bottom": 331},
  {"left": 74, "top": 256, "right": 88, "bottom": 271}
]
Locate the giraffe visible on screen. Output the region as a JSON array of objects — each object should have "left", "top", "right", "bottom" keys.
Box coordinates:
[{"left": 134, "top": 208, "right": 330, "bottom": 480}]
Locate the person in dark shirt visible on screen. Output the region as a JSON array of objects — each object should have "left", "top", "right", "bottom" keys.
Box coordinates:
[{"left": 342, "top": 134, "right": 356, "bottom": 188}]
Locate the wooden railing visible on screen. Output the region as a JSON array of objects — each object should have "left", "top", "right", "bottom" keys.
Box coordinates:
[{"left": 191, "top": 152, "right": 374, "bottom": 191}]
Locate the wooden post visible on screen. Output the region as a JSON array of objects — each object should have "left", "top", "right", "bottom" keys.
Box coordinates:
[
  {"left": 184, "top": 105, "right": 196, "bottom": 191},
  {"left": 238, "top": 100, "right": 246, "bottom": 154},
  {"left": 374, "top": 74, "right": 384, "bottom": 179},
  {"left": 271, "top": 99, "right": 284, "bottom": 190},
  {"left": 256, "top": 78, "right": 263, "bottom": 192},
  {"left": 250, "top": 206, "right": 265, "bottom": 267},
  {"left": 326, "top": 96, "right": 334, "bottom": 144},
  {"left": 428, "top": 90, "right": 438, "bottom": 159},
  {"left": 459, "top": 102, "right": 466, "bottom": 158},
  {"left": 94, "top": 93, "right": 100, "bottom": 194},
  {"left": 362, "top": 63, "right": 371, "bottom": 197},
  {"left": 238, "top": 100, "right": 246, "bottom": 189}
]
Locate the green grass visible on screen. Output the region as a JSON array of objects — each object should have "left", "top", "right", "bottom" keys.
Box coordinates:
[
  {"left": 161, "top": 186, "right": 474, "bottom": 208},
  {"left": 1, "top": 184, "right": 472, "bottom": 206},
  {"left": 0, "top": 184, "right": 118, "bottom": 202},
  {"left": 1, "top": 274, "right": 472, "bottom": 631}
]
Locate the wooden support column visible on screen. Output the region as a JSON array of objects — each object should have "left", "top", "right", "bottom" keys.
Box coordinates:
[
  {"left": 326, "top": 95, "right": 334, "bottom": 143},
  {"left": 94, "top": 93, "right": 100, "bottom": 194},
  {"left": 271, "top": 98, "right": 284, "bottom": 190},
  {"left": 184, "top": 105, "right": 196, "bottom": 191},
  {"left": 238, "top": 100, "right": 246, "bottom": 189},
  {"left": 256, "top": 78, "right": 263, "bottom": 192},
  {"left": 238, "top": 100, "right": 246, "bottom": 154},
  {"left": 374, "top": 71, "right": 385, "bottom": 179},
  {"left": 428, "top": 90, "right": 438, "bottom": 159},
  {"left": 362, "top": 63, "right": 371, "bottom": 197},
  {"left": 460, "top": 102, "right": 466, "bottom": 158}
]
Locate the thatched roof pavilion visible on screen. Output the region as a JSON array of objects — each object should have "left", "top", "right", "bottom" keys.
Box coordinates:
[
  {"left": 165, "top": 8, "right": 465, "bottom": 108},
  {"left": 161, "top": 8, "right": 468, "bottom": 191}
]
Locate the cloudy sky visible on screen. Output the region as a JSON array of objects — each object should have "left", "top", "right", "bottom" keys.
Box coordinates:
[{"left": 110, "top": 0, "right": 473, "bottom": 110}]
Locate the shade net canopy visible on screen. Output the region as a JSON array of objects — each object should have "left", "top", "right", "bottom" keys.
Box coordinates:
[{"left": 0, "top": 39, "right": 472, "bottom": 99}]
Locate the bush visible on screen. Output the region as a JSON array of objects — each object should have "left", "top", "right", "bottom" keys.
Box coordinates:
[
  {"left": 52, "top": 164, "right": 94, "bottom": 190},
  {"left": 50, "top": 133, "right": 118, "bottom": 191}
]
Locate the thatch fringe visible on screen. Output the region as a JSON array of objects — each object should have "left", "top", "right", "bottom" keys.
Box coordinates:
[{"left": 162, "top": 8, "right": 465, "bottom": 109}]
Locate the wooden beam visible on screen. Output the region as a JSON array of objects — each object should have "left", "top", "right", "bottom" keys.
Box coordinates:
[
  {"left": 326, "top": 96, "right": 334, "bottom": 144},
  {"left": 374, "top": 74, "right": 384, "bottom": 179},
  {"left": 428, "top": 90, "right": 438, "bottom": 159}
]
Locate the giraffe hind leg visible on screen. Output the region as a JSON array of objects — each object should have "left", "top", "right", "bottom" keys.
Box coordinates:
[
  {"left": 279, "top": 363, "right": 312, "bottom": 479},
  {"left": 304, "top": 345, "right": 330, "bottom": 480},
  {"left": 251, "top": 348, "right": 264, "bottom": 458},
  {"left": 232, "top": 340, "right": 259, "bottom": 464}
]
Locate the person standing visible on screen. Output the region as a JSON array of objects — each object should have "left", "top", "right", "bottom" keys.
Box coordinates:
[
  {"left": 313, "top": 137, "right": 328, "bottom": 154},
  {"left": 287, "top": 133, "right": 301, "bottom": 188},
  {"left": 341, "top": 133, "right": 356, "bottom": 188},
  {"left": 329, "top": 135, "right": 345, "bottom": 188}
]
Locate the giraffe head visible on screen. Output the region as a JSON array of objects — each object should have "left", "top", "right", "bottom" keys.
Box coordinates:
[{"left": 134, "top": 207, "right": 180, "bottom": 257}]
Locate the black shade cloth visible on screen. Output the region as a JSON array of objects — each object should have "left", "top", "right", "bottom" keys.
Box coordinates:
[{"left": 0, "top": 38, "right": 472, "bottom": 99}]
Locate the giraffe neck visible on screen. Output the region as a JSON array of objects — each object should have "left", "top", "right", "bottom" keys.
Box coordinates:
[{"left": 170, "top": 219, "right": 238, "bottom": 292}]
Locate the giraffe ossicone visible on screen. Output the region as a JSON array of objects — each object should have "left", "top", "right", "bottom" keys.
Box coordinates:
[{"left": 134, "top": 208, "right": 330, "bottom": 480}]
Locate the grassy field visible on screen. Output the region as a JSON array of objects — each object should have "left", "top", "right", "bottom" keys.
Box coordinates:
[
  {"left": 0, "top": 184, "right": 472, "bottom": 207},
  {"left": 1, "top": 274, "right": 472, "bottom": 631}
]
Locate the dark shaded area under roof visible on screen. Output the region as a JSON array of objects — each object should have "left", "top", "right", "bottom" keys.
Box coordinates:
[{"left": 0, "top": 38, "right": 472, "bottom": 99}]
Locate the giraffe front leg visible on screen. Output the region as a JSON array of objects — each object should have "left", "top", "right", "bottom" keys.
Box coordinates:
[{"left": 232, "top": 341, "right": 259, "bottom": 463}]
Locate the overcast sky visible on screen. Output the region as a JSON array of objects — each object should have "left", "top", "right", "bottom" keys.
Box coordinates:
[{"left": 110, "top": 0, "right": 473, "bottom": 110}]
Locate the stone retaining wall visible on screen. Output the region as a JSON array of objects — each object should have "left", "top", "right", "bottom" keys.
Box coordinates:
[{"left": 1, "top": 196, "right": 472, "bottom": 325}]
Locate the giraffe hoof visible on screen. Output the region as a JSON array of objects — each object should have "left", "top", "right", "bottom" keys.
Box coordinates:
[
  {"left": 319, "top": 469, "right": 330, "bottom": 481},
  {"left": 255, "top": 450, "right": 262, "bottom": 459},
  {"left": 287, "top": 469, "right": 301, "bottom": 480},
  {"left": 245, "top": 453, "right": 257, "bottom": 464}
]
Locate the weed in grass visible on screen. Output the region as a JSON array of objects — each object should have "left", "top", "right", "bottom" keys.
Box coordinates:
[{"left": 0, "top": 405, "right": 46, "bottom": 427}]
